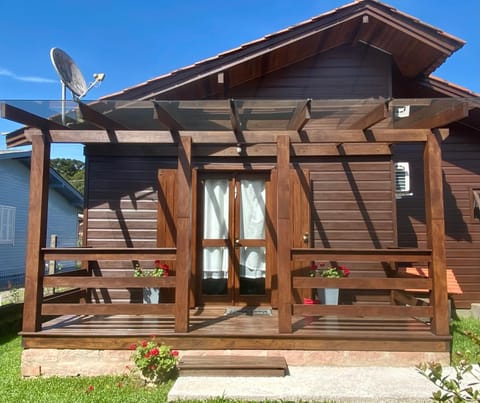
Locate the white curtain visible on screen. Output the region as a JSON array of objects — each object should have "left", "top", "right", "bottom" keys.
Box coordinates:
[
  {"left": 240, "top": 180, "right": 266, "bottom": 279},
  {"left": 202, "top": 178, "right": 266, "bottom": 280},
  {"left": 203, "top": 179, "right": 228, "bottom": 239},
  {"left": 240, "top": 247, "right": 266, "bottom": 279},
  {"left": 203, "top": 179, "right": 229, "bottom": 279}
]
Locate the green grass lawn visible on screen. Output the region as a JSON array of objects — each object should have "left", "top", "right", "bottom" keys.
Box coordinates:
[
  {"left": 0, "top": 331, "right": 173, "bottom": 403},
  {"left": 450, "top": 315, "right": 480, "bottom": 365}
]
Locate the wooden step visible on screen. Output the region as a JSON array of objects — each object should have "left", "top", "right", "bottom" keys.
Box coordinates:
[{"left": 178, "top": 355, "right": 288, "bottom": 377}]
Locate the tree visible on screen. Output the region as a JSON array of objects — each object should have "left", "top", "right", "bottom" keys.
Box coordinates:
[{"left": 50, "top": 158, "right": 85, "bottom": 194}]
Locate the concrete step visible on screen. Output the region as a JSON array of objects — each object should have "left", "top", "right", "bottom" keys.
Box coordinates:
[{"left": 178, "top": 355, "right": 288, "bottom": 377}]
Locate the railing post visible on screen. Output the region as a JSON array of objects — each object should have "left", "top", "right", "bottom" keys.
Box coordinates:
[
  {"left": 424, "top": 130, "right": 449, "bottom": 336},
  {"left": 277, "top": 135, "right": 292, "bottom": 333},
  {"left": 23, "top": 131, "right": 50, "bottom": 332},
  {"left": 174, "top": 136, "right": 192, "bottom": 332}
]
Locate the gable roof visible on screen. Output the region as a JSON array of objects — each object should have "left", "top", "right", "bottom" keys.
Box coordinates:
[
  {"left": 105, "top": 0, "right": 465, "bottom": 101},
  {"left": 0, "top": 150, "right": 83, "bottom": 208}
]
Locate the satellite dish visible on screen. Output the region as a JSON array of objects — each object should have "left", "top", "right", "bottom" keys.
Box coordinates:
[
  {"left": 50, "top": 48, "right": 88, "bottom": 98},
  {"left": 50, "top": 47, "right": 105, "bottom": 124}
]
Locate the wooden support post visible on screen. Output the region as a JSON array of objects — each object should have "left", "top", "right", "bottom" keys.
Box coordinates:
[
  {"left": 277, "top": 135, "right": 292, "bottom": 333},
  {"left": 424, "top": 130, "right": 449, "bottom": 336},
  {"left": 174, "top": 136, "right": 192, "bottom": 333},
  {"left": 22, "top": 132, "right": 50, "bottom": 332}
]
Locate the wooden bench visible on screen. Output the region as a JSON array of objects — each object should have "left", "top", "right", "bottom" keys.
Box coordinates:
[
  {"left": 391, "top": 267, "right": 462, "bottom": 311},
  {"left": 178, "top": 355, "right": 288, "bottom": 377}
]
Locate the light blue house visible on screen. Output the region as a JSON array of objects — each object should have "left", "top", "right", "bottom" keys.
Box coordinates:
[{"left": 0, "top": 150, "right": 83, "bottom": 290}]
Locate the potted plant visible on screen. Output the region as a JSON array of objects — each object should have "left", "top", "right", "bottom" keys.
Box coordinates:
[
  {"left": 310, "top": 261, "right": 350, "bottom": 305},
  {"left": 134, "top": 260, "right": 169, "bottom": 304},
  {"left": 130, "top": 338, "right": 179, "bottom": 384}
]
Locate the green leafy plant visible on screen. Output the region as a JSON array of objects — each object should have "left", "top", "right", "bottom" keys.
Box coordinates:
[
  {"left": 134, "top": 260, "right": 169, "bottom": 277},
  {"left": 309, "top": 261, "right": 350, "bottom": 278},
  {"left": 417, "top": 325, "right": 480, "bottom": 402},
  {"left": 130, "top": 338, "right": 178, "bottom": 384}
]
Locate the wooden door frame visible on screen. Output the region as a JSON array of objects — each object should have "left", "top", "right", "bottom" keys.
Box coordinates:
[{"left": 193, "top": 169, "right": 274, "bottom": 307}]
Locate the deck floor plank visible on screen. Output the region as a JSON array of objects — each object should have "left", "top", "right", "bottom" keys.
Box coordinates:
[{"left": 21, "top": 309, "right": 450, "bottom": 352}]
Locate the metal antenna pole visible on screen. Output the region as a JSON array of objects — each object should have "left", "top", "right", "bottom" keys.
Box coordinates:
[{"left": 61, "top": 82, "right": 66, "bottom": 125}]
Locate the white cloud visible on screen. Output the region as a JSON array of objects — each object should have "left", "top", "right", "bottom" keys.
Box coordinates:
[{"left": 0, "top": 67, "right": 56, "bottom": 84}]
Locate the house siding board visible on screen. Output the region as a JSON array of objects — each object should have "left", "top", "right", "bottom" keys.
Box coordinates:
[
  {"left": 86, "top": 155, "right": 171, "bottom": 302},
  {"left": 45, "top": 180, "right": 80, "bottom": 272},
  {"left": 307, "top": 157, "right": 395, "bottom": 274},
  {"left": 395, "top": 135, "right": 480, "bottom": 309},
  {"left": 229, "top": 44, "right": 392, "bottom": 99},
  {"left": 0, "top": 159, "right": 30, "bottom": 288},
  {"left": 0, "top": 158, "right": 79, "bottom": 289}
]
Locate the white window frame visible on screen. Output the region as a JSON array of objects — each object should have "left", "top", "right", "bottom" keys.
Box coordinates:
[{"left": 0, "top": 205, "right": 16, "bottom": 245}]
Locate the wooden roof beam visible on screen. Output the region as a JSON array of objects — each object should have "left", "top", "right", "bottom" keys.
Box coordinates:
[
  {"left": 1, "top": 102, "right": 68, "bottom": 131},
  {"left": 77, "top": 102, "right": 128, "bottom": 130},
  {"left": 229, "top": 99, "right": 242, "bottom": 135},
  {"left": 347, "top": 102, "right": 387, "bottom": 129},
  {"left": 287, "top": 99, "right": 311, "bottom": 131},
  {"left": 392, "top": 100, "right": 469, "bottom": 129},
  {"left": 38, "top": 128, "right": 448, "bottom": 144},
  {"left": 153, "top": 102, "right": 184, "bottom": 131}
]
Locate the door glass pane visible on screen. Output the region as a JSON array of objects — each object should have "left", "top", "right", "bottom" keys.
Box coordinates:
[
  {"left": 240, "top": 179, "right": 265, "bottom": 239},
  {"left": 202, "top": 247, "right": 228, "bottom": 295},
  {"left": 239, "top": 246, "right": 265, "bottom": 295},
  {"left": 203, "top": 179, "right": 229, "bottom": 239}
]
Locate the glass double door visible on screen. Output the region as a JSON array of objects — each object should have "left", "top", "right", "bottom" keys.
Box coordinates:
[{"left": 199, "top": 173, "right": 268, "bottom": 305}]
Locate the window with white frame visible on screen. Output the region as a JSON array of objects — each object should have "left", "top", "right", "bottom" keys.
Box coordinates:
[{"left": 0, "top": 205, "right": 16, "bottom": 245}]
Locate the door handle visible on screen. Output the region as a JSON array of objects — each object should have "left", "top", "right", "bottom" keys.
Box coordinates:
[{"left": 303, "top": 232, "right": 309, "bottom": 244}]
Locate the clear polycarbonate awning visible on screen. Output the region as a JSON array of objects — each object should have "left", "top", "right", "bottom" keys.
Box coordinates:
[{"left": 1, "top": 97, "right": 478, "bottom": 146}]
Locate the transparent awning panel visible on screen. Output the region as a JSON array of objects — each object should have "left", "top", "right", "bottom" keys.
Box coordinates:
[{"left": 1, "top": 98, "right": 478, "bottom": 134}]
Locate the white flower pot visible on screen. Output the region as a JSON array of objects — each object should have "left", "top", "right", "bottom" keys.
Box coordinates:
[
  {"left": 317, "top": 288, "right": 339, "bottom": 305},
  {"left": 143, "top": 287, "right": 160, "bottom": 304}
]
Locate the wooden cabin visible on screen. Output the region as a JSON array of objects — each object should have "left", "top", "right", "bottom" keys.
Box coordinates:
[{"left": 2, "top": 0, "right": 480, "bottom": 375}]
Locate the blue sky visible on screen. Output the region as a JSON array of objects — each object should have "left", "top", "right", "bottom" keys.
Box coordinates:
[{"left": 1, "top": 0, "right": 479, "bottom": 161}]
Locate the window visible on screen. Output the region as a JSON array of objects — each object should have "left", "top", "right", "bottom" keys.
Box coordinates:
[
  {"left": 395, "top": 162, "right": 412, "bottom": 198},
  {"left": 472, "top": 189, "right": 480, "bottom": 220},
  {"left": 0, "top": 205, "right": 16, "bottom": 245}
]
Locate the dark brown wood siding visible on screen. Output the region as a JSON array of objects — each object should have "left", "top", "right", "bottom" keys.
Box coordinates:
[
  {"left": 302, "top": 157, "right": 395, "bottom": 273},
  {"left": 229, "top": 44, "right": 392, "bottom": 99},
  {"left": 85, "top": 154, "right": 176, "bottom": 302},
  {"left": 395, "top": 130, "right": 480, "bottom": 309}
]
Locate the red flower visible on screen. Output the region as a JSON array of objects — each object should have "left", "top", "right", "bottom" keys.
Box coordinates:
[
  {"left": 310, "top": 261, "right": 317, "bottom": 270},
  {"left": 86, "top": 385, "right": 94, "bottom": 393},
  {"left": 144, "top": 352, "right": 150, "bottom": 358},
  {"left": 340, "top": 266, "right": 350, "bottom": 277},
  {"left": 160, "top": 263, "right": 169, "bottom": 270},
  {"left": 149, "top": 347, "right": 159, "bottom": 356},
  {"left": 171, "top": 350, "right": 179, "bottom": 357},
  {"left": 150, "top": 364, "right": 156, "bottom": 370},
  {"left": 154, "top": 259, "right": 161, "bottom": 267},
  {"left": 141, "top": 340, "right": 148, "bottom": 347},
  {"left": 129, "top": 343, "right": 137, "bottom": 350}
]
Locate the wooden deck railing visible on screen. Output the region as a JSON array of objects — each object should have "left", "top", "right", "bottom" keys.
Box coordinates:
[
  {"left": 290, "top": 247, "right": 435, "bottom": 327},
  {"left": 40, "top": 247, "right": 178, "bottom": 317}
]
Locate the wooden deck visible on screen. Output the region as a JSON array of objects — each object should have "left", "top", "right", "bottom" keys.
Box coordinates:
[{"left": 21, "top": 308, "right": 450, "bottom": 353}]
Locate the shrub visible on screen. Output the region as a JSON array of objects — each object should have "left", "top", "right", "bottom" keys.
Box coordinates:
[{"left": 130, "top": 339, "right": 178, "bottom": 384}]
